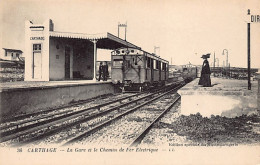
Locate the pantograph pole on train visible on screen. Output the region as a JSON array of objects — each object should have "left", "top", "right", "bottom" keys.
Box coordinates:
[
  {"left": 154, "top": 46, "right": 160, "bottom": 56},
  {"left": 118, "top": 22, "right": 127, "bottom": 41}
]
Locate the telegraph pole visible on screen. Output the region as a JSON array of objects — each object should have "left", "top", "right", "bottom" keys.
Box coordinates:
[
  {"left": 213, "top": 51, "right": 215, "bottom": 77},
  {"left": 246, "top": 9, "right": 260, "bottom": 89}
]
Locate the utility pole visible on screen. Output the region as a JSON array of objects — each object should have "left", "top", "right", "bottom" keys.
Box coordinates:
[
  {"left": 222, "top": 49, "right": 228, "bottom": 78},
  {"left": 222, "top": 49, "right": 228, "bottom": 68},
  {"left": 216, "top": 58, "right": 219, "bottom": 67},
  {"left": 213, "top": 51, "right": 215, "bottom": 77}
]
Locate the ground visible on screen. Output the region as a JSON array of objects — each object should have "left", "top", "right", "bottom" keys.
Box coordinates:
[
  {"left": 157, "top": 112, "right": 260, "bottom": 145},
  {"left": 0, "top": 59, "right": 24, "bottom": 83}
]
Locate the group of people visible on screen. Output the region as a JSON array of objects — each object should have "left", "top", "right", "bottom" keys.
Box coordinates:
[{"left": 98, "top": 62, "right": 109, "bottom": 81}]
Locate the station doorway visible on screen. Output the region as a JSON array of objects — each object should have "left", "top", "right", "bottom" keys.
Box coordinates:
[{"left": 33, "top": 44, "right": 42, "bottom": 79}]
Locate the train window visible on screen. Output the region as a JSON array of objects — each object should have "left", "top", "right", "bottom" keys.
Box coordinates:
[
  {"left": 162, "top": 63, "right": 164, "bottom": 70},
  {"left": 147, "top": 57, "right": 151, "bottom": 68},
  {"left": 132, "top": 56, "right": 142, "bottom": 65},
  {"left": 125, "top": 60, "right": 131, "bottom": 68},
  {"left": 162, "top": 63, "right": 165, "bottom": 71},
  {"left": 154, "top": 60, "right": 156, "bottom": 69},
  {"left": 134, "top": 56, "right": 137, "bottom": 65},
  {"left": 156, "top": 61, "right": 159, "bottom": 69},
  {"left": 131, "top": 50, "right": 134, "bottom": 53},
  {"left": 116, "top": 50, "right": 120, "bottom": 54},
  {"left": 113, "top": 59, "right": 123, "bottom": 66}
]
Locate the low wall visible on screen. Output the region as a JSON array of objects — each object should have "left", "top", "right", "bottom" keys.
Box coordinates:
[
  {"left": 178, "top": 78, "right": 258, "bottom": 118},
  {"left": 0, "top": 82, "right": 114, "bottom": 119}
]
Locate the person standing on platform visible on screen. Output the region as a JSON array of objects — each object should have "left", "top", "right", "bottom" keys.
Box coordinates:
[
  {"left": 103, "top": 61, "right": 109, "bottom": 81},
  {"left": 98, "top": 62, "right": 103, "bottom": 81},
  {"left": 198, "top": 54, "right": 211, "bottom": 87}
]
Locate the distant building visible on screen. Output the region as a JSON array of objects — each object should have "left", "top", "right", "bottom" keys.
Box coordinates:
[{"left": 1, "top": 48, "right": 23, "bottom": 61}]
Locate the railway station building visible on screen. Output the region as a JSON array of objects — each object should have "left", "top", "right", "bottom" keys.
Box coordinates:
[{"left": 24, "top": 19, "right": 139, "bottom": 81}]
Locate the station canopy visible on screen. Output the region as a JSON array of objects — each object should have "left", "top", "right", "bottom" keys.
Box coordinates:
[{"left": 49, "top": 31, "right": 140, "bottom": 50}]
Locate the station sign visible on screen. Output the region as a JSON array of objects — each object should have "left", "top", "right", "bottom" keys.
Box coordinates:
[
  {"left": 251, "top": 15, "right": 260, "bottom": 23},
  {"left": 248, "top": 9, "right": 260, "bottom": 23},
  {"left": 30, "top": 37, "right": 45, "bottom": 40}
]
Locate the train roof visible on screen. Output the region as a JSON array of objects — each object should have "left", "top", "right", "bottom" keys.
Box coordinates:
[{"left": 111, "top": 47, "right": 169, "bottom": 64}]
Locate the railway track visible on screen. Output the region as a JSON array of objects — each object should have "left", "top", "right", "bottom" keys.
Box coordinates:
[
  {"left": 0, "top": 93, "right": 138, "bottom": 136},
  {"left": 0, "top": 92, "right": 147, "bottom": 145},
  {"left": 62, "top": 85, "right": 182, "bottom": 146},
  {"left": 0, "top": 82, "right": 182, "bottom": 147},
  {"left": 129, "top": 95, "right": 180, "bottom": 147}
]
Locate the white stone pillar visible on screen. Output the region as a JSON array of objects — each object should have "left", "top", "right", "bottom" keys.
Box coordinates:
[{"left": 93, "top": 40, "right": 97, "bottom": 81}]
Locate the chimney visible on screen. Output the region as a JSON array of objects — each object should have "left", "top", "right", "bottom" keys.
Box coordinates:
[{"left": 49, "top": 19, "right": 54, "bottom": 31}]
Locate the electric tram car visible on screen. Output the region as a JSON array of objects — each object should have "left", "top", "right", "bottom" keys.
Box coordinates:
[
  {"left": 111, "top": 48, "right": 169, "bottom": 91},
  {"left": 181, "top": 66, "right": 198, "bottom": 83}
]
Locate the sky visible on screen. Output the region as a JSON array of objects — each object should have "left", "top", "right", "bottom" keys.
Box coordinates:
[{"left": 1, "top": 0, "right": 260, "bottom": 68}]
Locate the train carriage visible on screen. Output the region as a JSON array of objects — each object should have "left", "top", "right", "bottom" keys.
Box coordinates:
[{"left": 111, "top": 48, "right": 169, "bottom": 91}]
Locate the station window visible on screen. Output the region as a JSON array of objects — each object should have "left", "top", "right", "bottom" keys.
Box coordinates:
[
  {"left": 33, "top": 44, "right": 41, "bottom": 51},
  {"left": 11, "top": 53, "right": 13, "bottom": 57},
  {"left": 16, "top": 53, "right": 19, "bottom": 57}
]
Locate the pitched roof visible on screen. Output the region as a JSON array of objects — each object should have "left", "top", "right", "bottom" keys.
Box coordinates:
[
  {"left": 49, "top": 31, "right": 140, "bottom": 50},
  {"left": 3, "top": 48, "right": 23, "bottom": 53}
]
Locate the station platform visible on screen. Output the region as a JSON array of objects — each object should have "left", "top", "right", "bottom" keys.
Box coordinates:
[
  {"left": 0, "top": 80, "right": 114, "bottom": 118},
  {"left": 0, "top": 80, "right": 111, "bottom": 91},
  {"left": 178, "top": 77, "right": 259, "bottom": 118}
]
